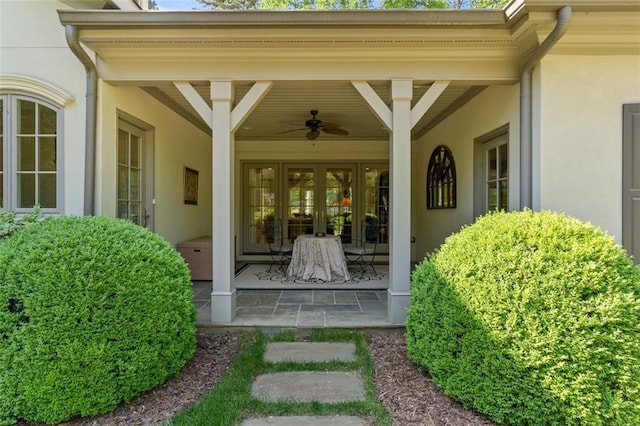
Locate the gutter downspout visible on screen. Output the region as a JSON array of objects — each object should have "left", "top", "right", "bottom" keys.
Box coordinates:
[
  {"left": 64, "top": 25, "right": 97, "bottom": 216},
  {"left": 520, "top": 5, "right": 571, "bottom": 209}
]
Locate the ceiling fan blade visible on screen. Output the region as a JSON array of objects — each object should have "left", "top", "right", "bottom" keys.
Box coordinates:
[
  {"left": 322, "top": 127, "right": 350, "bottom": 136},
  {"left": 306, "top": 130, "right": 320, "bottom": 140},
  {"left": 321, "top": 122, "right": 342, "bottom": 129},
  {"left": 278, "top": 128, "right": 307, "bottom": 135}
]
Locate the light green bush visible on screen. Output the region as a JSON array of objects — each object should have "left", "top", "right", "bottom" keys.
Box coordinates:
[
  {"left": 406, "top": 210, "right": 640, "bottom": 425},
  {"left": 0, "top": 206, "right": 42, "bottom": 241},
  {"left": 0, "top": 216, "right": 196, "bottom": 425}
]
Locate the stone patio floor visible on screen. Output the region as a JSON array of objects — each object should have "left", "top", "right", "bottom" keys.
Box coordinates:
[{"left": 192, "top": 281, "right": 397, "bottom": 328}]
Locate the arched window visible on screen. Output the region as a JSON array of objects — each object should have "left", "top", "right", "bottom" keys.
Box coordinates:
[
  {"left": 1, "top": 76, "right": 69, "bottom": 213},
  {"left": 426, "top": 145, "right": 456, "bottom": 209},
  {"left": 0, "top": 94, "right": 62, "bottom": 212}
]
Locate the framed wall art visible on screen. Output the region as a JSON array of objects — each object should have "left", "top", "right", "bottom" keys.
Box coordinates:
[{"left": 183, "top": 167, "right": 199, "bottom": 205}]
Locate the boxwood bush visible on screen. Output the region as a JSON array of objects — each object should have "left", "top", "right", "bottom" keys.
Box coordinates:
[
  {"left": 0, "top": 216, "right": 196, "bottom": 425},
  {"left": 407, "top": 210, "right": 640, "bottom": 425},
  {"left": 0, "top": 206, "right": 42, "bottom": 241}
]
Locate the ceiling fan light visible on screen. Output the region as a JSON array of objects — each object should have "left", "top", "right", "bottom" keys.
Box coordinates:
[
  {"left": 282, "top": 110, "right": 349, "bottom": 140},
  {"left": 306, "top": 130, "right": 320, "bottom": 140}
]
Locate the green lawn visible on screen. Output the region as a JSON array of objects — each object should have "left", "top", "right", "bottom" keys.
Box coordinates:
[{"left": 169, "top": 329, "right": 392, "bottom": 426}]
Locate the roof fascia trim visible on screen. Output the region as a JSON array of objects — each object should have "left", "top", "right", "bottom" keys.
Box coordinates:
[
  {"left": 107, "top": 0, "right": 144, "bottom": 10},
  {"left": 58, "top": 9, "right": 508, "bottom": 29},
  {"left": 518, "top": 0, "right": 640, "bottom": 10}
]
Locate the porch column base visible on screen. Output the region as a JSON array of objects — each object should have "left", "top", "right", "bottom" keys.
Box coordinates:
[
  {"left": 387, "top": 290, "right": 410, "bottom": 325},
  {"left": 210, "top": 290, "right": 237, "bottom": 324}
]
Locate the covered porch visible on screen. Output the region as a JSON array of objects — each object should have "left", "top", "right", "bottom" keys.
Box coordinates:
[{"left": 58, "top": 7, "right": 544, "bottom": 325}]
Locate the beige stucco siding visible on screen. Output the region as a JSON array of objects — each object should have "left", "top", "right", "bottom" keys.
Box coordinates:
[
  {"left": 538, "top": 55, "right": 640, "bottom": 242},
  {"left": 1, "top": 0, "right": 87, "bottom": 215},
  {"left": 412, "top": 85, "right": 520, "bottom": 260},
  {"left": 99, "top": 84, "right": 212, "bottom": 246}
]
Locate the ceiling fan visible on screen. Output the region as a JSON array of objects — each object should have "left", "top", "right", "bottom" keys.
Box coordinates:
[{"left": 280, "top": 110, "right": 350, "bottom": 140}]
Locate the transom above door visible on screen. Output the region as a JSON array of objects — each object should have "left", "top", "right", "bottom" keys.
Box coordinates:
[{"left": 243, "top": 162, "right": 389, "bottom": 256}]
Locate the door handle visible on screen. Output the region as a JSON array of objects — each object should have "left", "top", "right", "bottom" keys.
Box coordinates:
[{"left": 142, "top": 209, "right": 150, "bottom": 227}]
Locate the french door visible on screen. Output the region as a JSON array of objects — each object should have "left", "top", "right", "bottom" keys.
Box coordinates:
[
  {"left": 242, "top": 162, "right": 388, "bottom": 255},
  {"left": 117, "top": 119, "right": 153, "bottom": 229},
  {"left": 285, "top": 164, "right": 354, "bottom": 243}
]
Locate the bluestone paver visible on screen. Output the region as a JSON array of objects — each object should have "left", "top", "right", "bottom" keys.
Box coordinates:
[
  {"left": 251, "top": 371, "right": 365, "bottom": 403},
  {"left": 264, "top": 342, "right": 356, "bottom": 363},
  {"left": 240, "top": 415, "right": 370, "bottom": 425}
]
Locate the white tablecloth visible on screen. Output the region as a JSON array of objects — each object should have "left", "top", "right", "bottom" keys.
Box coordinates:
[{"left": 286, "top": 235, "right": 351, "bottom": 282}]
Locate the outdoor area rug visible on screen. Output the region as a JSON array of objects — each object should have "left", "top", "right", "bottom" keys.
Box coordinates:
[{"left": 234, "top": 264, "right": 389, "bottom": 290}]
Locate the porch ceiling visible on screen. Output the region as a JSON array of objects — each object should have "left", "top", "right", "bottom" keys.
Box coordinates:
[{"left": 137, "top": 80, "right": 484, "bottom": 141}]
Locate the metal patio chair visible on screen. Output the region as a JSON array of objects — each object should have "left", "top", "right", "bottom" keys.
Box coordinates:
[
  {"left": 263, "top": 218, "right": 293, "bottom": 273},
  {"left": 344, "top": 219, "right": 378, "bottom": 277}
]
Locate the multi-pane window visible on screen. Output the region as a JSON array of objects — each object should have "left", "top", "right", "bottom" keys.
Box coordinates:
[
  {"left": 486, "top": 141, "right": 508, "bottom": 211},
  {"left": 0, "top": 94, "right": 60, "bottom": 212}
]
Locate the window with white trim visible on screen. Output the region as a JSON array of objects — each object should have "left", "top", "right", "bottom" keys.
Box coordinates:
[
  {"left": 0, "top": 94, "right": 62, "bottom": 212},
  {"left": 485, "top": 139, "right": 508, "bottom": 212},
  {"left": 474, "top": 125, "right": 509, "bottom": 216}
]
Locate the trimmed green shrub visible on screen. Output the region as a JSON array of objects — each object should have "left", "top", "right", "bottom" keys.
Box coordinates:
[
  {"left": 0, "top": 216, "right": 196, "bottom": 425},
  {"left": 0, "top": 206, "right": 42, "bottom": 241},
  {"left": 407, "top": 210, "right": 640, "bottom": 425}
]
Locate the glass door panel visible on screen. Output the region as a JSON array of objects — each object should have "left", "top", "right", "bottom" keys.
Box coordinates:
[
  {"left": 323, "top": 166, "right": 353, "bottom": 244},
  {"left": 363, "top": 166, "right": 389, "bottom": 251},
  {"left": 485, "top": 140, "right": 508, "bottom": 212},
  {"left": 241, "top": 162, "right": 389, "bottom": 256},
  {"left": 117, "top": 128, "right": 143, "bottom": 226},
  {"left": 244, "top": 164, "right": 277, "bottom": 253},
  {"left": 286, "top": 166, "right": 315, "bottom": 242}
]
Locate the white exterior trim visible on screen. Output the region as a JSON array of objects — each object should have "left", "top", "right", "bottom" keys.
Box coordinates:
[
  {"left": 389, "top": 79, "right": 413, "bottom": 324},
  {"left": 174, "top": 82, "right": 212, "bottom": 126},
  {"left": 411, "top": 81, "right": 450, "bottom": 129},
  {"left": 231, "top": 81, "right": 273, "bottom": 133},
  {"left": 0, "top": 75, "right": 75, "bottom": 107},
  {"left": 210, "top": 80, "right": 236, "bottom": 323}
]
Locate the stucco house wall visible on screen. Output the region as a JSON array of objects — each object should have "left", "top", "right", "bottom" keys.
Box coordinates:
[
  {"left": 411, "top": 52, "right": 640, "bottom": 261},
  {"left": 412, "top": 84, "right": 520, "bottom": 260},
  {"left": 537, "top": 55, "right": 640, "bottom": 242},
  {"left": 1, "top": 0, "right": 87, "bottom": 216},
  {"left": 99, "top": 84, "right": 213, "bottom": 246}
]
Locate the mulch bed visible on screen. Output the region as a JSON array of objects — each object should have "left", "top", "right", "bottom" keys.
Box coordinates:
[{"left": 369, "top": 334, "right": 496, "bottom": 426}]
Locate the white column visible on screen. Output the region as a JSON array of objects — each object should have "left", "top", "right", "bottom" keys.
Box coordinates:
[
  {"left": 388, "top": 79, "right": 413, "bottom": 324},
  {"left": 210, "top": 80, "right": 236, "bottom": 323}
]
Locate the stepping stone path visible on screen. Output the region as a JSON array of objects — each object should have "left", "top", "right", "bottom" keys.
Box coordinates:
[{"left": 240, "top": 342, "right": 370, "bottom": 426}]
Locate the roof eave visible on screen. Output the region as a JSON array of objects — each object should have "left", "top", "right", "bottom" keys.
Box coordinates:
[{"left": 58, "top": 9, "right": 509, "bottom": 30}]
